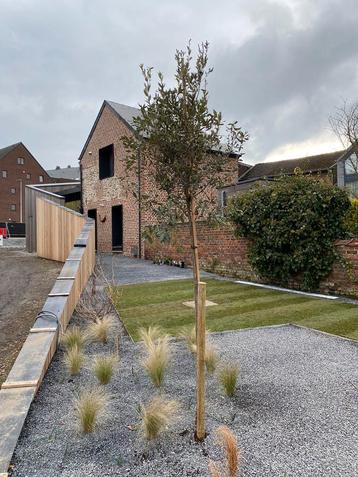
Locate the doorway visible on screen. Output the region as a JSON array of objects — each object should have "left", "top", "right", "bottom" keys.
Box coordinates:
[
  {"left": 87, "top": 208, "right": 97, "bottom": 250},
  {"left": 112, "top": 205, "right": 123, "bottom": 252}
]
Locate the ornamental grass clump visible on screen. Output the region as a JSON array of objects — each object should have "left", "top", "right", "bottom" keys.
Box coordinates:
[
  {"left": 64, "top": 345, "right": 84, "bottom": 375},
  {"left": 209, "top": 426, "right": 240, "bottom": 477},
  {"left": 93, "top": 354, "right": 118, "bottom": 385},
  {"left": 88, "top": 316, "right": 114, "bottom": 344},
  {"left": 74, "top": 388, "right": 108, "bottom": 434},
  {"left": 205, "top": 342, "right": 218, "bottom": 375},
  {"left": 142, "top": 336, "right": 170, "bottom": 387},
  {"left": 219, "top": 364, "right": 239, "bottom": 397},
  {"left": 180, "top": 325, "right": 197, "bottom": 354},
  {"left": 139, "top": 325, "right": 163, "bottom": 350},
  {"left": 138, "top": 396, "right": 179, "bottom": 440},
  {"left": 61, "top": 326, "right": 86, "bottom": 351}
]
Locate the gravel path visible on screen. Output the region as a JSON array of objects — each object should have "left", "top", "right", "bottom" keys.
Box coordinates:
[{"left": 10, "top": 323, "right": 358, "bottom": 476}]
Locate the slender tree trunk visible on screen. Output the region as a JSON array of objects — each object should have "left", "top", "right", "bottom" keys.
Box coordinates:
[{"left": 187, "top": 198, "right": 206, "bottom": 441}]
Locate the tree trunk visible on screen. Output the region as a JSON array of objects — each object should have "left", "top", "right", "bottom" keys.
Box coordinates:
[{"left": 188, "top": 198, "right": 206, "bottom": 441}]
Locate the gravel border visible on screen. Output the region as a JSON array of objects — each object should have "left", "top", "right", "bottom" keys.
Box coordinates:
[{"left": 9, "top": 321, "right": 358, "bottom": 477}]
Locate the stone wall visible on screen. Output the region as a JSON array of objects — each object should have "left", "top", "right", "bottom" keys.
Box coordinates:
[{"left": 144, "top": 222, "right": 358, "bottom": 298}]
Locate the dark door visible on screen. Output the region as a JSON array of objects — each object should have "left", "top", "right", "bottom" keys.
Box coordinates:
[
  {"left": 112, "top": 205, "right": 123, "bottom": 251},
  {"left": 88, "top": 209, "right": 97, "bottom": 250}
]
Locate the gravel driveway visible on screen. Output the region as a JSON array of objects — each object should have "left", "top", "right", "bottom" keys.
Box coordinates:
[
  {"left": 10, "top": 323, "right": 358, "bottom": 476},
  {"left": 0, "top": 247, "right": 61, "bottom": 384}
]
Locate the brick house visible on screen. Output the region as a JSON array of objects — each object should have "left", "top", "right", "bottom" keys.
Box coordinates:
[
  {"left": 0, "top": 142, "right": 53, "bottom": 223},
  {"left": 79, "top": 100, "right": 240, "bottom": 255}
]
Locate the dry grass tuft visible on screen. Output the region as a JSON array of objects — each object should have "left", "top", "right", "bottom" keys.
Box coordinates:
[
  {"left": 74, "top": 388, "right": 108, "bottom": 434},
  {"left": 64, "top": 345, "right": 84, "bottom": 375},
  {"left": 205, "top": 342, "right": 218, "bottom": 374},
  {"left": 139, "top": 325, "right": 164, "bottom": 350},
  {"left": 138, "top": 396, "right": 179, "bottom": 440},
  {"left": 208, "top": 460, "right": 222, "bottom": 477},
  {"left": 93, "top": 354, "right": 118, "bottom": 385},
  {"left": 208, "top": 426, "right": 240, "bottom": 477},
  {"left": 142, "top": 336, "right": 170, "bottom": 387},
  {"left": 61, "top": 326, "right": 86, "bottom": 351},
  {"left": 87, "top": 316, "right": 114, "bottom": 344},
  {"left": 219, "top": 364, "right": 239, "bottom": 397},
  {"left": 180, "top": 325, "right": 197, "bottom": 354}
]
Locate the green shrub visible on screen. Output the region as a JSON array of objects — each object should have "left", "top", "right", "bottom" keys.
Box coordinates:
[
  {"left": 228, "top": 173, "right": 350, "bottom": 290},
  {"left": 344, "top": 198, "right": 358, "bottom": 237}
]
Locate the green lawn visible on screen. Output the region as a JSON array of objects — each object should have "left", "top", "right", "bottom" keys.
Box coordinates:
[{"left": 113, "top": 278, "right": 358, "bottom": 341}]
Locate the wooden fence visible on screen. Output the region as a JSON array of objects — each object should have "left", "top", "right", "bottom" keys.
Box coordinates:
[
  {"left": 0, "top": 199, "right": 96, "bottom": 477},
  {"left": 36, "top": 198, "right": 86, "bottom": 262}
]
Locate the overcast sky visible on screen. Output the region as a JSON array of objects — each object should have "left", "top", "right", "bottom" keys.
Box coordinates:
[{"left": 1, "top": 0, "right": 358, "bottom": 169}]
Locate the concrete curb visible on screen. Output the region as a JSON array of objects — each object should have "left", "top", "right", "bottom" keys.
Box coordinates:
[{"left": 0, "top": 219, "right": 95, "bottom": 476}]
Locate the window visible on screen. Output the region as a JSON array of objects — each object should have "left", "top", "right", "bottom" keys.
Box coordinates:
[
  {"left": 222, "top": 191, "right": 228, "bottom": 207},
  {"left": 26, "top": 173, "right": 31, "bottom": 179},
  {"left": 10, "top": 204, "right": 16, "bottom": 211},
  {"left": 39, "top": 175, "right": 44, "bottom": 183},
  {"left": 2, "top": 170, "right": 7, "bottom": 178},
  {"left": 17, "top": 157, "right": 25, "bottom": 165},
  {"left": 344, "top": 153, "right": 358, "bottom": 176},
  {"left": 10, "top": 187, "right": 16, "bottom": 194},
  {"left": 99, "top": 144, "right": 114, "bottom": 180}
]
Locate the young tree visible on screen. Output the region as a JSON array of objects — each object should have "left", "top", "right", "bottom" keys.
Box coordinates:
[{"left": 122, "top": 41, "right": 248, "bottom": 440}]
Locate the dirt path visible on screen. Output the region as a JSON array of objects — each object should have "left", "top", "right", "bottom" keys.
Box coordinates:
[{"left": 0, "top": 248, "right": 62, "bottom": 384}]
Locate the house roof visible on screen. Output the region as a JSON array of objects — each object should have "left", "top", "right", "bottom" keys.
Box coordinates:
[
  {"left": 79, "top": 99, "right": 242, "bottom": 162},
  {"left": 0, "top": 142, "right": 22, "bottom": 160},
  {"left": 0, "top": 141, "right": 51, "bottom": 177},
  {"left": 239, "top": 150, "right": 347, "bottom": 182},
  {"left": 106, "top": 101, "right": 141, "bottom": 129},
  {"left": 47, "top": 166, "right": 80, "bottom": 181}
]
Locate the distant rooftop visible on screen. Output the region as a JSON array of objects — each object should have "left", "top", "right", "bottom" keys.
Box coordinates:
[
  {"left": 0, "top": 142, "right": 21, "bottom": 160},
  {"left": 239, "top": 150, "right": 347, "bottom": 182},
  {"left": 47, "top": 165, "right": 80, "bottom": 181}
]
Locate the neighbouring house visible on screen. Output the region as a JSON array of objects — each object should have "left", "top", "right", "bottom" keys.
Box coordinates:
[
  {"left": 0, "top": 142, "right": 54, "bottom": 224},
  {"left": 47, "top": 165, "right": 80, "bottom": 181},
  {"left": 79, "top": 100, "right": 240, "bottom": 255},
  {"left": 219, "top": 146, "right": 358, "bottom": 206}
]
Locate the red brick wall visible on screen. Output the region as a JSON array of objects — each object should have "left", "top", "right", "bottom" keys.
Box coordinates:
[
  {"left": 0, "top": 143, "right": 53, "bottom": 223},
  {"left": 144, "top": 222, "right": 358, "bottom": 298},
  {"left": 81, "top": 105, "right": 141, "bottom": 254},
  {"left": 81, "top": 103, "right": 239, "bottom": 255}
]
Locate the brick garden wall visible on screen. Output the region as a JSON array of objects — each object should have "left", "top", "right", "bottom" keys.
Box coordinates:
[{"left": 144, "top": 222, "right": 358, "bottom": 298}]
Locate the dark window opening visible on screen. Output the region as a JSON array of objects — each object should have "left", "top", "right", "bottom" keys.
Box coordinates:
[
  {"left": 222, "top": 191, "right": 228, "bottom": 207},
  {"left": 112, "top": 205, "right": 123, "bottom": 252},
  {"left": 99, "top": 144, "right": 114, "bottom": 180}
]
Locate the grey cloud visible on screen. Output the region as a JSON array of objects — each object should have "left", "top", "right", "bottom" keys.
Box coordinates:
[{"left": 0, "top": 0, "right": 357, "bottom": 168}]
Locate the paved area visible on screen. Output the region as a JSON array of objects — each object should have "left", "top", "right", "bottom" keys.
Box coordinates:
[
  {"left": 1, "top": 237, "right": 26, "bottom": 248},
  {"left": 10, "top": 324, "right": 358, "bottom": 476},
  {"left": 97, "top": 254, "right": 212, "bottom": 285},
  {"left": 0, "top": 248, "right": 61, "bottom": 384}
]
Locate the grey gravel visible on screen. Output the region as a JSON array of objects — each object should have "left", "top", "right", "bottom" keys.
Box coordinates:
[{"left": 10, "top": 321, "right": 358, "bottom": 477}]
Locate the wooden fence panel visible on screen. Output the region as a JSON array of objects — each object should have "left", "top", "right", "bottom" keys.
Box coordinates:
[{"left": 36, "top": 198, "right": 86, "bottom": 262}]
